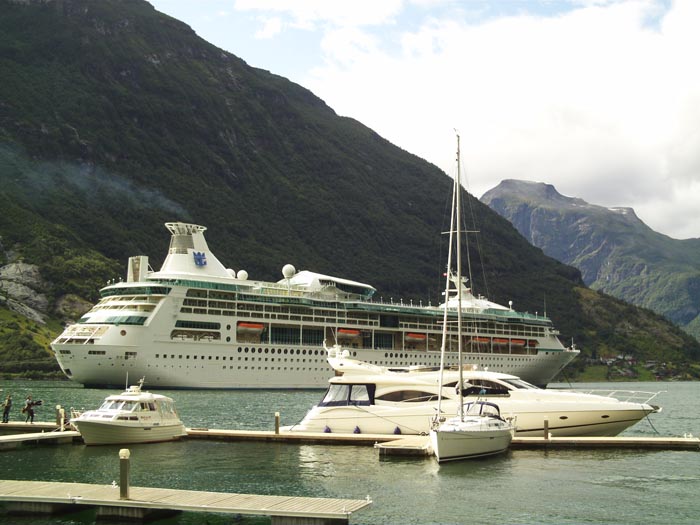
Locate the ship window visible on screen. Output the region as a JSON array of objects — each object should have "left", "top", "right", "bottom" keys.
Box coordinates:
[
  {"left": 175, "top": 320, "right": 221, "bottom": 330},
  {"left": 379, "top": 314, "right": 399, "bottom": 328},
  {"left": 104, "top": 316, "right": 147, "bottom": 325}
]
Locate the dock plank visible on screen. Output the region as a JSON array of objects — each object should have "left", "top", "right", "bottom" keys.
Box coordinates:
[{"left": 0, "top": 480, "right": 372, "bottom": 521}]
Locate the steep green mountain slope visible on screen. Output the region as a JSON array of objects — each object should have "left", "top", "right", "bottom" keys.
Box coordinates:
[
  {"left": 1, "top": 0, "right": 699, "bottom": 379},
  {"left": 482, "top": 179, "right": 700, "bottom": 341}
]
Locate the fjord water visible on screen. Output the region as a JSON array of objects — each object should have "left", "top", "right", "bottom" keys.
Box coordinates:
[{"left": 1, "top": 380, "right": 698, "bottom": 525}]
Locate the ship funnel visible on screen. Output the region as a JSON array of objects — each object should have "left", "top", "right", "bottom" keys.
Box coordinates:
[{"left": 157, "top": 222, "right": 230, "bottom": 278}]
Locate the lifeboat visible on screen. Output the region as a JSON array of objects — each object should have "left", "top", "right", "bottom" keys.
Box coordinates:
[
  {"left": 237, "top": 322, "right": 264, "bottom": 334},
  {"left": 337, "top": 328, "right": 361, "bottom": 338},
  {"left": 472, "top": 337, "right": 491, "bottom": 344},
  {"left": 493, "top": 338, "right": 510, "bottom": 345},
  {"left": 405, "top": 333, "right": 426, "bottom": 342},
  {"left": 528, "top": 340, "right": 539, "bottom": 347},
  {"left": 511, "top": 339, "right": 526, "bottom": 346}
]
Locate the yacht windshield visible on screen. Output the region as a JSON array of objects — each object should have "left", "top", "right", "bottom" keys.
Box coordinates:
[{"left": 502, "top": 378, "right": 540, "bottom": 390}]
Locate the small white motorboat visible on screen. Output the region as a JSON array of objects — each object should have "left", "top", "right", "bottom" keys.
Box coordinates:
[
  {"left": 430, "top": 401, "right": 515, "bottom": 462},
  {"left": 71, "top": 378, "right": 186, "bottom": 445}
]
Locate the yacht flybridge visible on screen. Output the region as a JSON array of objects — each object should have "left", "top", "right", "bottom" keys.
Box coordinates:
[{"left": 51, "top": 222, "right": 579, "bottom": 389}]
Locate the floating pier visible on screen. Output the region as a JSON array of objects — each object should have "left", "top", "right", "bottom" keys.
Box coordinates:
[
  {"left": 375, "top": 434, "right": 700, "bottom": 457},
  {"left": 0, "top": 447, "right": 371, "bottom": 524},
  {"left": 2, "top": 420, "right": 698, "bottom": 454},
  {"left": 0, "top": 430, "right": 81, "bottom": 451},
  {"left": 0, "top": 479, "right": 371, "bottom": 524}
]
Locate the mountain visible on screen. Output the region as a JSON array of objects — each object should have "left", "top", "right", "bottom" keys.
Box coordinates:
[
  {"left": 1, "top": 0, "right": 699, "bottom": 380},
  {"left": 482, "top": 179, "right": 700, "bottom": 341}
]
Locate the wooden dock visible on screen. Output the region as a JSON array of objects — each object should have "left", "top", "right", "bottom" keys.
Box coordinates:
[
  {"left": 0, "top": 479, "right": 372, "bottom": 524},
  {"left": 186, "top": 427, "right": 400, "bottom": 446},
  {"left": 375, "top": 434, "right": 700, "bottom": 457},
  {"left": 2, "top": 421, "right": 698, "bottom": 454},
  {"left": 0, "top": 430, "right": 81, "bottom": 451}
]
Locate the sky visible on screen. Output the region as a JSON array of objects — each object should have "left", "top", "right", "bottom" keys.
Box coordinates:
[{"left": 148, "top": 0, "right": 700, "bottom": 240}]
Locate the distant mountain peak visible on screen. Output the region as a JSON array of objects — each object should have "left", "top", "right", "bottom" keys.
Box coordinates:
[{"left": 481, "top": 178, "right": 700, "bottom": 342}]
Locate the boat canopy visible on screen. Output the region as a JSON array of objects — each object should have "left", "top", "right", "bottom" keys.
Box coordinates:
[{"left": 281, "top": 270, "right": 376, "bottom": 300}]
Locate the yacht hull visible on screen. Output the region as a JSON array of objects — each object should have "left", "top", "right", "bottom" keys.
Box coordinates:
[
  {"left": 73, "top": 420, "right": 187, "bottom": 445},
  {"left": 287, "top": 403, "right": 656, "bottom": 437}
]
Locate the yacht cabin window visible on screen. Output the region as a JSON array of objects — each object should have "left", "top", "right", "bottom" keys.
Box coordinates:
[
  {"left": 319, "top": 384, "right": 375, "bottom": 406},
  {"left": 375, "top": 390, "right": 439, "bottom": 403}
]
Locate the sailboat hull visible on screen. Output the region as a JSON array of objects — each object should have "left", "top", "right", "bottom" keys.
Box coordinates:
[{"left": 430, "top": 417, "right": 513, "bottom": 462}]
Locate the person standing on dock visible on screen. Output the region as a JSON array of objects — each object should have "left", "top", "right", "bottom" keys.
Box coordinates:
[
  {"left": 2, "top": 395, "right": 11, "bottom": 423},
  {"left": 23, "top": 394, "right": 35, "bottom": 423}
]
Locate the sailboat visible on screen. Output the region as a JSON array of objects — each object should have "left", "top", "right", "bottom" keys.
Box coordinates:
[{"left": 429, "top": 134, "right": 515, "bottom": 462}]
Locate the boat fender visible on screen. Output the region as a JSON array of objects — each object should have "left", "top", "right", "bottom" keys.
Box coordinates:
[
  {"left": 324, "top": 425, "right": 332, "bottom": 433},
  {"left": 353, "top": 426, "right": 361, "bottom": 434},
  {"left": 393, "top": 426, "right": 402, "bottom": 435}
]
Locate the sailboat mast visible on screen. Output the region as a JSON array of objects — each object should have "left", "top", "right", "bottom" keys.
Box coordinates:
[
  {"left": 456, "top": 133, "right": 464, "bottom": 421},
  {"left": 435, "top": 158, "right": 458, "bottom": 419}
]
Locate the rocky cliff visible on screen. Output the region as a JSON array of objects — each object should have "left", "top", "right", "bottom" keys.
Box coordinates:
[{"left": 482, "top": 179, "right": 700, "bottom": 340}]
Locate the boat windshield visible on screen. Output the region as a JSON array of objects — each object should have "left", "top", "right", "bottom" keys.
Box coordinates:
[
  {"left": 98, "top": 400, "right": 138, "bottom": 411},
  {"left": 464, "top": 402, "right": 502, "bottom": 418},
  {"left": 462, "top": 379, "right": 510, "bottom": 396},
  {"left": 502, "top": 378, "right": 540, "bottom": 390}
]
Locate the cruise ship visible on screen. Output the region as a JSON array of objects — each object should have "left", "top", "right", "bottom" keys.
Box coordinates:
[{"left": 51, "top": 222, "right": 579, "bottom": 389}]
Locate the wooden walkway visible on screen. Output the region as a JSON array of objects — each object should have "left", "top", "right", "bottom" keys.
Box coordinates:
[
  {"left": 376, "top": 434, "right": 700, "bottom": 457},
  {"left": 0, "top": 479, "right": 371, "bottom": 524},
  {"left": 0, "top": 431, "right": 80, "bottom": 450}
]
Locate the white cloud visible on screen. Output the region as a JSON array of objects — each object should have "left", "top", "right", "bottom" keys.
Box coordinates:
[
  {"left": 300, "top": 0, "right": 700, "bottom": 238},
  {"left": 234, "top": 0, "right": 403, "bottom": 30},
  {"left": 255, "top": 16, "right": 283, "bottom": 39}
]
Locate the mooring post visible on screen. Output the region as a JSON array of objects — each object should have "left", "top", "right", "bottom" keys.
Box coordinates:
[
  {"left": 543, "top": 417, "right": 549, "bottom": 441},
  {"left": 275, "top": 412, "right": 280, "bottom": 434},
  {"left": 119, "top": 449, "right": 131, "bottom": 500},
  {"left": 55, "top": 405, "right": 65, "bottom": 431}
]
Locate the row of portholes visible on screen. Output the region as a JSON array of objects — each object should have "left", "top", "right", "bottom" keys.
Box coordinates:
[
  {"left": 384, "top": 352, "right": 537, "bottom": 361},
  {"left": 238, "top": 347, "right": 356, "bottom": 356}
]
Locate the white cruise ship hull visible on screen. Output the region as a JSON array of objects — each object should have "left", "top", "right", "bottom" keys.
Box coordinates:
[{"left": 53, "top": 340, "right": 577, "bottom": 389}]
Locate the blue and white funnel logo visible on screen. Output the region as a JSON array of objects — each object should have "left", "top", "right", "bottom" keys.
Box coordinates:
[{"left": 193, "top": 251, "right": 207, "bottom": 266}]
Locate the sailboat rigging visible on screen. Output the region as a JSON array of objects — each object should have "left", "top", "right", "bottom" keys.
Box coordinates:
[{"left": 429, "top": 133, "right": 516, "bottom": 462}]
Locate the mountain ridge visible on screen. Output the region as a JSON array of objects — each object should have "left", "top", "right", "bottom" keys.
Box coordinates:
[{"left": 482, "top": 179, "right": 700, "bottom": 340}]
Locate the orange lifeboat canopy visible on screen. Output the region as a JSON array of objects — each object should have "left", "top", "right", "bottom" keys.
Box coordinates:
[
  {"left": 405, "top": 333, "right": 427, "bottom": 342},
  {"left": 337, "top": 328, "right": 361, "bottom": 338},
  {"left": 237, "top": 322, "right": 264, "bottom": 334}
]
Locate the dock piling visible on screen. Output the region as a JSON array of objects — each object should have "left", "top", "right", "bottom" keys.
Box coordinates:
[
  {"left": 119, "top": 448, "right": 130, "bottom": 500},
  {"left": 275, "top": 412, "right": 280, "bottom": 434}
]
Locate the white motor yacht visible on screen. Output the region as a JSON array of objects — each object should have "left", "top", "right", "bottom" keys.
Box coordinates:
[
  {"left": 71, "top": 378, "right": 187, "bottom": 445},
  {"left": 285, "top": 351, "right": 662, "bottom": 437}
]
